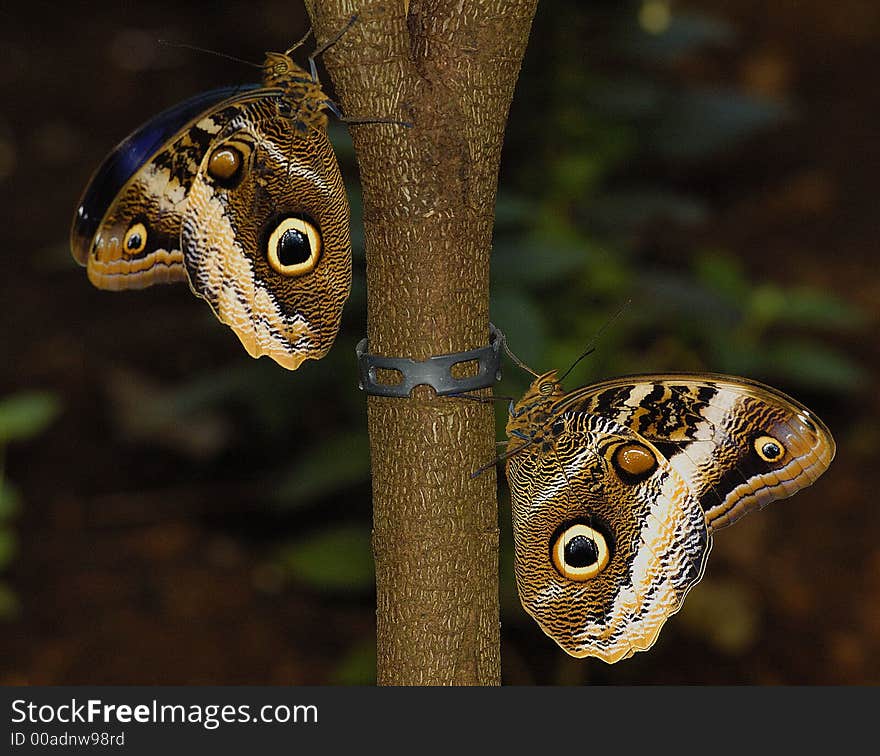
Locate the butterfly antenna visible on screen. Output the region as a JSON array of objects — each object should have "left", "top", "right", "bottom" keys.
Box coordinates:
[
  {"left": 558, "top": 298, "right": 632, "bottom": 383},
  {"left": 310, "top": 13, "right": 358, "bottom": 61},
  {"left": 558, "top": 347, "right": 596, "bottom": 384},
  {"left": 157, "top": 40, "right": 263, "bottom": 69},
  {"left": 285, "top": 28, "right": 314, "bottom": 57}
]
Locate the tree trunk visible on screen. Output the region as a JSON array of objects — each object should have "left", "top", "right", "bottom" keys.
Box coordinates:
[{"left": 305, "top": 0, "right": 537, "bottom": 685}]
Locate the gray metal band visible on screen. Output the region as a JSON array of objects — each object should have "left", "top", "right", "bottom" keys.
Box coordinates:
[{"left": 356, "top": 324, "right": 503, "bottom": 397}]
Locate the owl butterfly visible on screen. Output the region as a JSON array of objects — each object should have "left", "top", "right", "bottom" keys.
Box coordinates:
[
  {"left": 70, "top": 28, "right": 353, "bottom": 370},
  {"left": 503, "top": 354, "right": 835, "bottom": 662}
]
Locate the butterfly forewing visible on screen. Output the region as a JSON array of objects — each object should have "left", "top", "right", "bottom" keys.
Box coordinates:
[
  {"left": 558, "top": 374, "right": 835, "bottom": 531},
  {"left": 181, "top": 101, "right": 351, "bottom": 370},
  {"left": 71, "top": 86, "right": 265, "bottom": 286}
]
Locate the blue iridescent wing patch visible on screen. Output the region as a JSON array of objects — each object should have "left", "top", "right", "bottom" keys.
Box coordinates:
[{"left": 71, "top": 85, "right": 258, "bottom": 263}]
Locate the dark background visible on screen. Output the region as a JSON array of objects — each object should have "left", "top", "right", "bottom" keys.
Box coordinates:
[{"left": 0, "top": 0, "right": 876, "bottom": 684}]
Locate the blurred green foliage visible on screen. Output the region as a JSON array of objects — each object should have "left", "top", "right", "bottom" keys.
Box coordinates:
[
  {"left": 493, "top": 0, "right": 864, "bottom": 392},
  {"left": 329, "top": 639, "right": 377, "bottom": 686},
  {"left": 0, "top": 392, "right": 61, "bottom": 445},
  {"left": 136, "top": 0, "right": 864, "bottom": 682},
  {"left": 0, "top": 390, "right": 61, "bottom": 619},
  {"left": 272, "top": 524, "right": 374, "bottom": 593}
]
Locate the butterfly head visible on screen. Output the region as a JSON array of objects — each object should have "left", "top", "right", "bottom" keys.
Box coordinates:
[
  {"left": 262, "top": 52, "right": 312, "bottom": 86},
  {"left": 262, "top": 52, "right": 330, "bottom": 132},
  {"left": 508, "top": 370, "right": 564, "bottom": 412},
  {"left": 505, "top": 370, "right": 568, "bottom": 447},
  {"left": 523, "top": 370, "right": 565, "bottom": 400}
]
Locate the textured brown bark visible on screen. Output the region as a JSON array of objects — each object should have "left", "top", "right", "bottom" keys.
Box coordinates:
[{"left": 305, "top": 0, "right": 537, "bottom": 684}]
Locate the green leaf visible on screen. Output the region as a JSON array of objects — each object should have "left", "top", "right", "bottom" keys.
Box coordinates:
[
  {"left": 492, "top": 237, "right": 593, "bottom": 286},
  {"left": 276, "top": 525, "right": 374, "bottom": 592},
  {"left": 493, "top": 193, "right": 533, "bottom": 228},
  {"left": 705, "top": 339, "right": 763, "bottom": 377},
  {"left": 585, "top": 77, "right": 663, "bottom": 119},
  {"left": 0, "top": 392, "right": 61, "bottom": 444},
  {"left": 620, "top": 11, "right": 736, "bottom": 61},
  {"left": 584, "top": 188, "right": 707, "bottom": 232},
  {"left": 635, "top": 269, "right": 741, "bottom": 327},
  {"left": 0, "top": 530, "right": 17, "bottom": 571},
  {"left": 273, "top": 431, "right": 370, "bottom": 509},
  {"left": 0, "top": 481, "right": 21, "bottom": 521}
]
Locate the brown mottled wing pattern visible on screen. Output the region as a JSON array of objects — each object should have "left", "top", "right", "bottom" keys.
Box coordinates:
[
  {"left": 507, "top": 412, "right": 710, "bottom": 662},
  {"left": 559, "top": 374, "right": 836, "bottom": 532},
  {"left": 72, "top": 92, "right": 264, "bottom": 291},
  {"left": 71, "top": 50, "right": 353, "bottom": 371},
  {"left": 181, "top": 100, "right": 351, "bottom": 370},
  {"left": 505, "top": 369, "right": 834, "bottom": 661}
]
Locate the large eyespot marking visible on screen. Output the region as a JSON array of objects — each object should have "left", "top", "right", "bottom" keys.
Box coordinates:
[
  {"left": 611, "top": 442, "right": 658, "bottom": 484},
  {"left": 754, "top": 434, "right": 785, "bottom": 462},
  {"left": 551, "top": 523, "right": 610, "bottom": 581},
  {"left": 266, "top": 216, "right": 322, "bottom": 276},
  {"left": 207, "top": 146, "right": 245, "bottom": 188},
  {"left": 123, "top": 222, "right": 148, "bottom": 255}
]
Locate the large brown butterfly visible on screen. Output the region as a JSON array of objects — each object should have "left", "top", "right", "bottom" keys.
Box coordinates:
[
  {"left": 505, "top": 367, "right": 835, "bottom": 662},
  {"left": 70, "top": 36, "right": 351, "bottom": 370}
]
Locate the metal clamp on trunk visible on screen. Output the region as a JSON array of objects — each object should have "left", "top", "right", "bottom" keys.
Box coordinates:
[{"left": 356, "top": 324, "right": 503, "bottom": 397}]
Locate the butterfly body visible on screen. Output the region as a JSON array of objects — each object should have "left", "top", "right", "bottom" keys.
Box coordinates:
[
  {"left": 71, "top": 51, "right": 351, "bottom": 370},
  {"left": 505, "top": 371, "right": 835, "bottom": 662}
]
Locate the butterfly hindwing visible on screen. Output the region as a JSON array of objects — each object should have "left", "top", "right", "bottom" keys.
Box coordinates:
[
  {"left": 181, "top": 99, "right": 351, "bottom": 370},
  {"left": 508, "top": 411, "right": 710, "bottom": 663}
]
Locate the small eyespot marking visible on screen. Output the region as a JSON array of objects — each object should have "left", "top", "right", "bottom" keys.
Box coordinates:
[
  {"left": 123, "top": 222, "right": 148, "bottom": 255},
  {"left": 754, "top": 434, "right": 785, "bottom": 463}
]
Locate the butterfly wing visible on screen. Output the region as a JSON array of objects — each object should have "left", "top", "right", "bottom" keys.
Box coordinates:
[
  {"left": 558, "top": 374, "right": 836, "bottom": 531},
  {"left": 72, "top": 85, "right": 351, "bottom": 371},
  {"left": 180, "top": 99, "right": 351, "bottom": 370},
  {"left": 507, "top": 412, "right": 710, "bottom": 662},
  {"left": 70, "top": 86, "right": 260, "bottom": 289}
]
